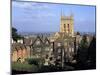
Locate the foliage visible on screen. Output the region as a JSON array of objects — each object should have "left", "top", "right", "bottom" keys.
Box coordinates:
[
  {"left": 88, "top": 36, "right": 96, "bottom": 60},
  {"left": 12, "top": 62, "right": 38, "bottom": 72},
  {"left": 87, "top": 36, "right": 96, "bottom": 69},
  {"left": 26, "top": 58, "right": 44, "bottom": 66},
  {"left": 79, "top": 35, "right": 88, "bottom": 49},
  {"left": 76, "top": 32, "right": 80, "bottom": 35},
  {"left": 12, "top": 27, "right": 23, "bottom": 41},
  {"left": 77, "top": 35, "right": 89, "bottom": 63}
]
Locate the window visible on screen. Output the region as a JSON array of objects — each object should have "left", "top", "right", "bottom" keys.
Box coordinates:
[
  {"left": 36, "top": 48, "right": 41, "bottom": 52},
  {"left": 36, "top": 40, "right": 40, "bottom": 45},
  {"left": 64, "top": 24, "right": 66, "bottom": 32},
  {"left": 68, "top": 24, "right": 70, "bottom": 32},
  {"left": 57, "top": 43, "right": 61, "bottom": 47},
  {"left": 45, "top": 47, "right": 49, "bottom": 51},
  {"left": 58, "top": 48, "right": 61, "bottom": 53},
  {"left": 46, "top": 41, "right": 49, "bottom": 45},
  {"left": 67, "top": 24, "right": 69, "bottom": 28},
  {"left": 64, "top": 24, "right": 66, "bottom": 28}
]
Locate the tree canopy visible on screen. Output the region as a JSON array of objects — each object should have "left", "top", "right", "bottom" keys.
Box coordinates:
[
  {"left": 12, "top": 27, "right": 23, "bottom": 42},
  {"left": 77, "top": 35, "right": 89, "bottom": 63},
  {"left": 76, "top": 32, "right": 80, "bottom": 35}
]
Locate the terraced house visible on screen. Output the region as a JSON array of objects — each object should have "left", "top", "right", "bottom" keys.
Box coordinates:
[{"left": 11, "top": 36, "right": 53, "bottom": 63}]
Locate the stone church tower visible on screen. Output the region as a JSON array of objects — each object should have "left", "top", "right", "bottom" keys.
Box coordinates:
[{"left": 60, "top": 14, "right": 74, "bottom": 36}]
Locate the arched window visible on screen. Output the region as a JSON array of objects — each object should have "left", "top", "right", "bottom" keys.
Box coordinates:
[
  {"left": 64, "top": 24, "right": 66, "bottom": 32},
  {"left": 68, "top": 24, "right": 70, "bottom": 32},
  {"left": 64, "top": 24, "right": 66, "bottom": 28}
]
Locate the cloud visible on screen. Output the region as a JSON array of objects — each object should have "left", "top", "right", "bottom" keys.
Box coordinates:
[
  {"left": 12, "top": 1, "right": 95, "bottom": 33},
  {"left": 12, "top": 1, "right": 33, "bottom": 8},
  {"left": 12, "top": 1, "right": 51, "bottom": 10},
  {"left": 12, "top": 1, "right": 58, "bottom": 19}
]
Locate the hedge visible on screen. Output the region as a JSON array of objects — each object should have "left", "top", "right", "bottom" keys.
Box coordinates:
[{"left": 12, "top": 62, "right": 38, "bottom": 72}]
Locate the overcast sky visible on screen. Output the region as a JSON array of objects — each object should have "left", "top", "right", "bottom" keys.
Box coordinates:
[{"left": 12, "top": 1, "right": 96, "bottom": 33}]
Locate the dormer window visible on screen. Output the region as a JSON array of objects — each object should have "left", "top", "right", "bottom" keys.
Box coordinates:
[
  {"left": 36, "top": 40, "right": 40, "bottom": 45},
  {"left": 46, "top": 41, "right": 49, "bottom": 44}
]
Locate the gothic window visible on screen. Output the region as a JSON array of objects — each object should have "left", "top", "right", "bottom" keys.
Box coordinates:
[
  {"left": 67, "top": 24, "right": 69, "bottom": 28},
  {"left": 68, "top": 24, "right": 70, "bottom": 32},
  {"left": 64, "top": 24, "right": 66, "bottom": 32},
  {"left": 64, "top": 24, "right": 66, "bottom": 28}
]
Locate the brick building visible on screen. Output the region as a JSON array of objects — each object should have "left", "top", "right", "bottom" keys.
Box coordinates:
[{"left": 11, "top": 43, "right": 28, "bottom": 63}]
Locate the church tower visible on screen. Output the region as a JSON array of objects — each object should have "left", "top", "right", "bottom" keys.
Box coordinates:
[{"left": 60, "top": 14, "right": 74, "bottom": 36}]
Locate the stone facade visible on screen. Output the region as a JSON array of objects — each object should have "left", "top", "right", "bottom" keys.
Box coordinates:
[
  {"left": 11, "top": 14, "right": 75, "bottom": 64},
  {"left": 54, "top": 34, "right": 75, "bottom": 63},
  {"left": 60, "top": 15, "right": 74, "bottom": 36}
]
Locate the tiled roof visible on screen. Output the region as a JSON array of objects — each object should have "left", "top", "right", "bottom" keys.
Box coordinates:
[
  {"left": 23, "top": 37, "right": 35, "bottom": 46},
  {"left": 44, "top": 37, "right": 50, "bottom": 45},
  {"left": 12, "top": 43, "right": 26, "bottom": 51},
  {"left": 12, "top": 36, "right": 51, "bottom": 51}
]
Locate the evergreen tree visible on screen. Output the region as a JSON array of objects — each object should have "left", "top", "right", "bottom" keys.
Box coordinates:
[
  {"left": 77, "top": 35, "right": 89, "bottom": 64},
  {"left": 12, "top": 27, "right": 23, "bottom": 42},
  {"left": 87, "top": 36, "right": 96, "bottom": 68},
  {"left": 76, "top": 32, "right": 80, "bottom": 35}
]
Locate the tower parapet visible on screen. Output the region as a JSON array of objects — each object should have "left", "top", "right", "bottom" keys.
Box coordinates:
[{"left": 60, "top": 14, "right": 74, "bottom": 36}]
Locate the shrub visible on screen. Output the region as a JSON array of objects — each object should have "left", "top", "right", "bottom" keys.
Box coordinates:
[
  {"left": 12, "top": 62, "right": 38, "bottom": 72},
  {"left": 26, "top": 58, "right": 44, "bottom": 66}
]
